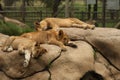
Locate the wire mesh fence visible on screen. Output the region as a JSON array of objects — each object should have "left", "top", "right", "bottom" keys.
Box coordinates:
[{"left": 0, "top": 0, "right": 119, "bottom": 27}]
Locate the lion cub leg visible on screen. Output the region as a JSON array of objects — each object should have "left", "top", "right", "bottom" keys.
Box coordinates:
[
  {"left": 23, "top": 50, "right": 31, "bottom": 67},
  {"left": 49, "top": 22, "right": 59, "bottom": 30},
  {"left": 72, "top": 23, "right": 95, "bottom": 29},
  {"left": 18, "top": 44, "right": 31, "bottom": 67},
  {"left": 7, "top": 46, "right": 13, "bottom": 52},
  {"left": 72, "top": 23, "right": 88, "bottom": 29},
  {"left": 48, "top": 39, "right": 67, "bottom": 51},
  {"left": 23, "top": 47, "right": 47, "bottom": 67},
  {"left": 71, "top": 18, "right": 95, "bottom": 29}
]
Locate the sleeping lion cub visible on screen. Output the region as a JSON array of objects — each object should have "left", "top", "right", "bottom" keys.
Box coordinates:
[
  {"left": 34, "top": 18, "right": 95, "bottom": 31},
  {"left": 21, "top": 30, "right": 77, "bottom": 51},
  {"left": 2, "top": 36, "right": 47, "bottom": 67}
]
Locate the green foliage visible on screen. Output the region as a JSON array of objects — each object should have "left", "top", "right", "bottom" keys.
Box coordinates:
[
  {"left": 40, "top": 0, "right": 62, "bottom": 9},
  {"left": 0, "top": 20, "right": 33, "bottom": 36},
  {"left": 40, "top": 0, "right": 54, "bottom": 8},
  {"left": 3, "top": 0, "right": 18, "bottom": 6}
]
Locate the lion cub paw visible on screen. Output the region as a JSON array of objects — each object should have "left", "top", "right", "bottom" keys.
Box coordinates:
[
  {"left": 61, "top": 47, "right": 67, "bottom": 51},
  {"left": 91, "top": 25, "right": 95, "bottom": 29},
  {"left": 2, "top": 46, "right": 13, "bottom": 52},
  {"left": 7, "top": 46, "right": 13, "bottom": 52},
  {"left": 23, "top": 60, "right": 29, "bottom": 67},
  {"left": 87, "top": 25, "right": 95, "bottom": 29}
]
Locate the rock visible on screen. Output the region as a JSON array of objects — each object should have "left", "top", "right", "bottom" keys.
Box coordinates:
[
  {"left": 87, "top": 36, "right": 120, "bottom": 70},
  {"left": 4, "top": 17, "right": 28, "bottom": 28},
  {"left": 0, "top": 27, "right": 120, "bottom": 80},
  {"left": 62, "top": 27, "right": 120, "bottom": 70},
  {"left": 0, "top": 72, "right": 11, "bottom": 80},
  {"left": 0, "top": 44, "right": 61, "bottom": 79},
  {"left": 94, "top": 52, "right": 120, "bottom": 80},
  {"left": 22, "top": 71, "right": 50, "bottom": 80},
  {"left": 49, "top": 41, "right": 95, "bottom": 80}
]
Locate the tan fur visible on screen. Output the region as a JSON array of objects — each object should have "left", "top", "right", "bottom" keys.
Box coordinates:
[
  {"left": 1, "top": 36, "right": 47, "bottom": 67},
  {"left": 34, "top": 18, "right": 95, "bottom": 31},
  {"left": 85, "top": 20, "right": 96, "bottom": 25},
  {"left": 21, "top": 30, "right": 69, "bottom": 51}
]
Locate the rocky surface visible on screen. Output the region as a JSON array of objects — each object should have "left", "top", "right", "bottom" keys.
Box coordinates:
[
  {"left": 62, "top": 27, "right": 120, "bottom": 70},
  {"left": 0, "top": 27, "right": 120, "bottom": 80}
]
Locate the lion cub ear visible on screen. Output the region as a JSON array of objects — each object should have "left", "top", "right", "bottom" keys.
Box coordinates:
[
  {"left": 34, "top": 21, "right": 40, "bottom": 31},
  {"left": 34, "top": 21, "right": 40, "bottom": 25},
  {"left": 34, "top": 21, "right": 40, "bottom": 28},
  {"left": 58, "top": 30, "right": 64, "bottom": 39}
]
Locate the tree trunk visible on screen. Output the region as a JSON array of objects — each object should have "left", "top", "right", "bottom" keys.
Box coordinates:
[
  {"left": 65, "top": 0, "right": 69, "bottom": 17},
  {"left": 52, "top": 0, "right": 61, "bottom": 17},
  {"left": 69, "top": 0, "right": 74, "bottom": 17},
  {"left": 3, "top": 0, "right": 15, "bottom": 6}
]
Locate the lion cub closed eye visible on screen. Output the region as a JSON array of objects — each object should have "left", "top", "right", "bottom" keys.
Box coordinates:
[{"left": 1, "top": 36, "right": 47, "bottom": 67}]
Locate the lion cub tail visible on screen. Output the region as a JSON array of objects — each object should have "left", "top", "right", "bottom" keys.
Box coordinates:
[{"left": 66, "top": 43, "right": 77, "bottom": 48}]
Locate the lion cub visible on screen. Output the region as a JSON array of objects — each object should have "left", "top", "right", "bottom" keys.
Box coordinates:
[
  {"left": 34, "top": 18, "right": 95, "bottom": 31},
  {"left": 21, "top": 30, "right": 77, "bottom": 51},
  {"left": 1, "top": 36, "right": 47, "bottom": 67}
]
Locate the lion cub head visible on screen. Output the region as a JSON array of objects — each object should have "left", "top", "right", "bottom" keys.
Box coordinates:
[
  {"left": 57, "top": 30, "right": 77, "bottom": 48},
  {"left": 32, "top": 44, "right": 47, "bottom": 59},
  {"left": 57, "top": 30, "right": 69, "bottom": 45},
  {"left": 34, "top": 21, "right": 48, "bottom": 31}
]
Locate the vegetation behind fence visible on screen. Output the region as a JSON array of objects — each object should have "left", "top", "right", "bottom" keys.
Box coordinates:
[{"left": 0, "top": 0, "right": 120, "bottom": 28}]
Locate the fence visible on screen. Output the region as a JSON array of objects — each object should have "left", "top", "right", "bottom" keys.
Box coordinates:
[
  {"left": 0, "top": 0, "right": 119, "bottom": 27},
  {"left": 1, "top": 10, "right": 119, "bottom": 27}
]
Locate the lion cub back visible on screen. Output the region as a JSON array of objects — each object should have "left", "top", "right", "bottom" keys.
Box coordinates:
[
  {"left": 21, "top": 30, "right": 57, "bottom": 44},
  {"left": 12, "top": 36, "right": 36, "bottom": 50},
  {"left": 2, "top": 36, "right": 36, "bottom": 52}
]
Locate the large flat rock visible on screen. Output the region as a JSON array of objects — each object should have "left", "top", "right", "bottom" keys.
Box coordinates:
[
  {"left": 0, "top": 27, "right": 120, "bottom": 80},
  {"left": 62, "top": 28, "right": 120, "bottom": 70}
]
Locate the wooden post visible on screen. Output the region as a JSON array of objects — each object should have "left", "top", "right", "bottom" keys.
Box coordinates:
[
  {"left": 65, "top": 0, "right": 69, "bottom": 17},
  {"left": 87, "top": 4, "right": 91, "bottom": 20},
  {"left": 102, "top": 0, "right": 106, "bottom": 27},
  {"left": 22, "top": 0, "right": 26, "bottom": 22},
  {"left": 93, "top": 0, "right": 98, "bottom": 20},
  {"left": 69, "top": 0, "right": 74, "bottom": 17}
]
